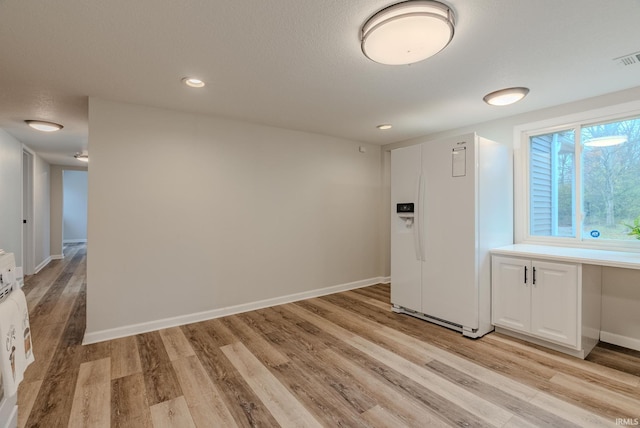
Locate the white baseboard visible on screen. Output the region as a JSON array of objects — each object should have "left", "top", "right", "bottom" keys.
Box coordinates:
[
  {"left": 600, "top": 331, "right": 640, "bottom": 352},
  {"left": 63, "top": 239, "right": 87, "bottom": 244},
  {"left": 380, "top": 276, "right": 391, "bottom": 284},
  {"left": 83, "top": 276, "right": 387, "bottom": 345},
  {"left": 50, "top": 254, "right": 64, "bottom": 260},
  {"left": 34, "top": 256, "right": 52, "bottom": 274}
]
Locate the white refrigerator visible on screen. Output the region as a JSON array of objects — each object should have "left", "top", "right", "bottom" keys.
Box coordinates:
[{"left": 391, "top": 133, "right": 512, "bottom": 338}]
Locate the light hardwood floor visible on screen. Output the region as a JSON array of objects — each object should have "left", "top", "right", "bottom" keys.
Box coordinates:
[{"left": 18, "top": 243, "right": 640, "bottom": 427}]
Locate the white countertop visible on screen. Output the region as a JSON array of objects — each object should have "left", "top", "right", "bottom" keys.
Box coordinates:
[{"left": 491, "top": 244, "right": 640, "bottom": 270}]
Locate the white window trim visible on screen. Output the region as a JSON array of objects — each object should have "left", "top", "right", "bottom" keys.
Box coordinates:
[{"left": 514, "top": 99, "right": 640, "bottom": 252}]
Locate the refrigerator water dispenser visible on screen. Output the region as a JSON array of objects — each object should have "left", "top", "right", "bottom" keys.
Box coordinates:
[{"left": 396, "top": 203, "right": 415, "bottom": 227}]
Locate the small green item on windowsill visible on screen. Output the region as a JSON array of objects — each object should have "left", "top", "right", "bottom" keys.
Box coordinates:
[{"left": 622, "top": 215, "right": 640, "bottom": 240}]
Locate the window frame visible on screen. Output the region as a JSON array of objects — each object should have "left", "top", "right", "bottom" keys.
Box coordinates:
[{"left": 514, "top": 100, "right": 640, "bottom": 252}]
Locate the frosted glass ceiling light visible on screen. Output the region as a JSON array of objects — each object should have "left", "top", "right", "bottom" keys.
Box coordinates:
[
  {"left": 74, "top": 152, "right": 89, "bottom": 162},
  {"left": 483, "top": 87, "right": 530, "bottom": 106},
  {"left": 377, "top": 124, "right": 393, "bottom": 130},
  {"left": 361, "top": 1, "right": 455, "bottom": 65},
  {"left": 25, "top": 120, "right": 63, "bottom": 132},
  {"left": 181, "top": 77, "right": 205, "bottom": 88},
  {"left": 584, "top": 136, "right": 627, "bottom": 147}
]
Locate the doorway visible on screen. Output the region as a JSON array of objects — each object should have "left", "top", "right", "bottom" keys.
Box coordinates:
[
  {"left": 22, "top": 148, "right": 34, "bottom": 275},
  {"left": 62, "top": 170, "right": 88, "bottom": 245}
]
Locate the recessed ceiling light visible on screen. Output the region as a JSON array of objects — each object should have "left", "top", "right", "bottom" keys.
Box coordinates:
[
  {"left": 361, "top": 1, "right": 456, "bottom": 65},
  {"left": 584, "top": 136, "right": 627, "bottom": 147},
  {"left": 181, "top": 77, "right": 205, "bottom": 88},
  {"left": 483, "top": 87, "right": 530, "bottom": 106},
  {"left": 25, "top": 120, "right": 63, "bottom": 132},
  {"left": 74, "top": 152, "right": 89, "bottom": 162},
  {"left": 377, "top": 124, "right": 393, "bottom": 130}
]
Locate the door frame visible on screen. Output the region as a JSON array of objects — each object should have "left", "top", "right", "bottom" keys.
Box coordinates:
[{"left": 22, "top": 146, "right": 35, "bottom": 275}]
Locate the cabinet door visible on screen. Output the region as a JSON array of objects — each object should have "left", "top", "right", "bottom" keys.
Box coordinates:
[
  {"left": 492, "top": 256, "right": 530, "bottom": 333},
  {"left": 530, "top": 260, "right": 578, "bottom": 347}
]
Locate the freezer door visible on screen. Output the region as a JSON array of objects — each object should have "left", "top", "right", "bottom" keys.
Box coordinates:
[
  {"left": 421, "top": 136, "right": 479, "bottom": 329},
  {"left": 390, "top": 144, "right": 422, "bottom": 312}
]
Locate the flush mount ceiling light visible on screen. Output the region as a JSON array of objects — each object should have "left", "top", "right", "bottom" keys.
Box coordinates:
[
  {"left": 361, "top": 1, "right": 455, "bottom": 65},
  {"left": 25, "top": 120, "right": 63, "bottom": 132},
  {"left": 181, "top": 77, "right": 205, "bottom": 88},
  {"left": 483, "top": 87, "right": 530, "bottom": 106},
  {"left": 74, "top": 152, "right": 89, "bottom": 162},
  {"left": 377, "top": 124, "right": 393, "bottom": 130},
  {"left": 584, "top": 136, "right": 627, "bottom": 147}
]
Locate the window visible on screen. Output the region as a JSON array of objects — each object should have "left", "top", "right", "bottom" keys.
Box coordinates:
[{"left": 519, "top": 107, "right": 640, "bottom": 251}]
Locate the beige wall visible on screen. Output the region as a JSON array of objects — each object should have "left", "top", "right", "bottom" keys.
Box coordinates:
[
  {"left": 50, "top": 165, "right": 88, "bottom": 257},
  {"left": 0, "top": 129, "right": 22, "bottom": 265},
  {"left": 86, "top": 98, "right": 383, "bottom": 338},
  {"left": 602, "top": 267, "right": 640, "bottom": 348},
  {"left": 380, "top": 150, "right": 391, "bottom": 278},
  {"left": 383, "top": 86, "right": 640, "bottom": 348},
  {"left": 33, "top": 155, "right": 50, "bottom": 271}
]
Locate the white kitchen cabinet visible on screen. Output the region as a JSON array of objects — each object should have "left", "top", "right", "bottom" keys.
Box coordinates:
[
  {"left": 492, "top": 255, "right": 600, "bottom": 358},
  {"left": 491, "top": 256, "right": 531, "bottom": 333},
  {"left": 530, "top": 260, "right": 578, "bottom": 346}
]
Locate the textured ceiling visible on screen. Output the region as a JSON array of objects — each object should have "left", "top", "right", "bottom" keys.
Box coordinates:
[{"left": 1, "top": 0, "right": 639, "bottom": 166}]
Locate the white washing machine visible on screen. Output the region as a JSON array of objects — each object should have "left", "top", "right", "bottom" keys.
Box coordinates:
[{"left": 0, "top": 252, "right": 19, "bottom": 428}]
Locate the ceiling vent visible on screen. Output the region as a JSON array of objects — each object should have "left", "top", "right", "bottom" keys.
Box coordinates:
[{"left": 614, "top": 51, "right": 640, "bottom": 67}]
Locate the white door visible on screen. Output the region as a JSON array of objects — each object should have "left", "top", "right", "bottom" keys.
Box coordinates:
[
  {"left": 22, "top": 149, "right": 34, "bottom": 275},
  {"left": 421, "top": 135, "right": 477, "bottom": 328},
  {"left": 530, "top": 260, "right": 578, "bottom": 347},
  {"left": 492, "top": 255, "right": 530, "bottom": 333},
  {"left": 390, "top": 145, "right": 422, "bottom": 312}
]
